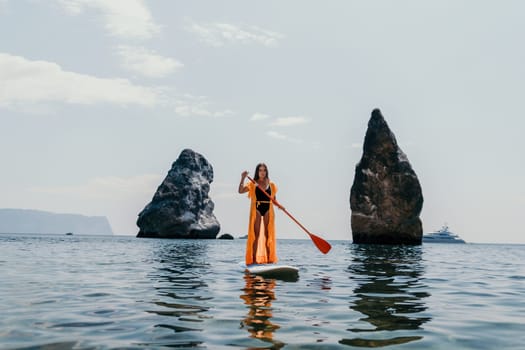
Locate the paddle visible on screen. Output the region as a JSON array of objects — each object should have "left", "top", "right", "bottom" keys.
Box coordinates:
[{"left": 245, "top": 175, "right": 331, "bottom": 254}]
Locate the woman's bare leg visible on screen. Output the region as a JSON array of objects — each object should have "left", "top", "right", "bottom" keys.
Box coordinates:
[
  {"left": 253, "top": 212, "right": 261, "bottom": 263},
  {"left": 263, "top": 212, "right": 271, "bottom": 261}
]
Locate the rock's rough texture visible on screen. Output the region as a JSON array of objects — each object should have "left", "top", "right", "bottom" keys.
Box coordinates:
[
  {"left": 137, "top": 149, "right": 220, "bottom": 239},
  {"left": 350, "top": 109, "right": 423, "bottom": 244}
]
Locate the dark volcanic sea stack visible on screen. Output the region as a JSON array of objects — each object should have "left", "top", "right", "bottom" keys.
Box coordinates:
[
  {"left": 137, "top": 149, "right": 220, "bottom": 239},
  {"left": 350, "top": 109, "right": 423, "bottom": 244}
]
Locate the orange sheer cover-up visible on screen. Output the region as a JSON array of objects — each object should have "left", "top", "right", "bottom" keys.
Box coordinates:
[{"left": 245, "top": 182, "right": 278, "bottom": 265}]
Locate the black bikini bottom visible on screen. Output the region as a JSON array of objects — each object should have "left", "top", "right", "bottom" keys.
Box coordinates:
[{"left": 256, "top": 201, "right": 270, "bottom": 216}]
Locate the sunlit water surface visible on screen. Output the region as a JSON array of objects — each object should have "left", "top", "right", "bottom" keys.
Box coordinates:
[{"left": 1, "top": 234, "right": 524, "bottom": 349}]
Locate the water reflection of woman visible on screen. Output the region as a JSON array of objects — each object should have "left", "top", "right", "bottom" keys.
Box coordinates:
[{"left": 240, "top": 274, "right": 283, "bottom": 346}]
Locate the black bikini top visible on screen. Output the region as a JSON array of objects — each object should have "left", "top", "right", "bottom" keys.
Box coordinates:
[{"left": 255, "top": 183, "right": 271, "bottom": 201}]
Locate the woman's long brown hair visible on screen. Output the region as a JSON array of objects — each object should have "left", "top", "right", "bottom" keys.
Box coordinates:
[{"left": 254, "top": 163, "right": 269, "bottom": 181}]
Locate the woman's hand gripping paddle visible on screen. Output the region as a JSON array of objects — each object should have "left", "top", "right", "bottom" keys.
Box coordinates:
[{"left": 245, "top": 175, "right": 331, "bottom": 254}]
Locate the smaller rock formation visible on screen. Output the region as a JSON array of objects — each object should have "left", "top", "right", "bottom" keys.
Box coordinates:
[
  {"left": 350, "top": 109, "right": 423, "bottom": 244},
  {"left": 218, "top": 233, "right": 234, "bottom": 240},
  {"left": 137, "top": 149, "right": 220, "bottom": 239}
]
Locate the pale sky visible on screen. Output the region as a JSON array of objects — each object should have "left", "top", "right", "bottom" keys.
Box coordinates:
[{"left": 1, "top": 1, "right": 524, "bottom": 243}]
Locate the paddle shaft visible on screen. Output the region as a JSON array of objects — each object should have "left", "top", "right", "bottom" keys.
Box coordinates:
[{"left": 245, "top": 175, "right": 331, "bottom": 254}]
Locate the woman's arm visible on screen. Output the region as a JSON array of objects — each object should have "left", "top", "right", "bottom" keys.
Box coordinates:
[{"left": 238, "top": 171, "right": 249, "bottom": 194}]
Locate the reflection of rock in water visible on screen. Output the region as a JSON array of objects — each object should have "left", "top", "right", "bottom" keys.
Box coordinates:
[
  {"left": 240, "top": 274, "right": 285, "bottom": 349},
  {"left": 144, "top": 241, "right": 212, "bottom": 348},
  {"left": 341, "top": 245, "right": 431, "bottom": 347}
]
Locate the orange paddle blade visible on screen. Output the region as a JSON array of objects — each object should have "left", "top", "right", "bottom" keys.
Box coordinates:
[{"left": 308, "top": 233, "right": 331, "bottom": 254}]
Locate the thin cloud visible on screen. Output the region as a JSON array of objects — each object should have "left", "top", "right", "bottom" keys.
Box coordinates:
[
  {"left": 0, "top": 53, "right": 160, "bottom": 108},
  {"left": 185, "top": 20, "right": 284, "bottom": 47},
  {"left": 116, "top": 45, "right": 183, "bottom": 78},
  {"left": 251, "top": 113, "right": 271, "bottom": 121},
  {"left": 267, "top": 130, "right": 287, "bottom": 140},
  {"left": 251, "top": 113, "right": 311, "bottom": 144},
  {"left": 175, "top": 94, "right": 234, "bottom": 118},
  {"left": 270, "top": 116, "right": 310, "bottom": 127},
  {"left": 57, "top": 0, "right": 160, "bottom": 39},
  {"left": 29, "top": 174, "right": 162, "bottom": 199},
  {"left": 267, "top": 130, "right": 302, "bottom": 144},
  {"left": 209, "top": 182, "right": 239, "bottom": 199}
]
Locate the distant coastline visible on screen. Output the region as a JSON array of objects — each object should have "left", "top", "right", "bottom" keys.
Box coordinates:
[{"left": 0, "top": 208, "right": 113, "bottom": 235}]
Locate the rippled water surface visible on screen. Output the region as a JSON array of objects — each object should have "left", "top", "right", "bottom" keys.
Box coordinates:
[{"left": 1, "top": 234, "right": 524, "bottom": 349}]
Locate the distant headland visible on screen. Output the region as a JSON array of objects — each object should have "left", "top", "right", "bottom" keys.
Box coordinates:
[{"left": 0, "top": 208, "right": 113, "bottom": 235}]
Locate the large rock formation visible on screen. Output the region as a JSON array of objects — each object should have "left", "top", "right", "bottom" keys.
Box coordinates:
[
  {"left": 350, "top": 109, "right": 423, "bottom": 244},
  {"left": 136, "top": 149, "right": 220, "bottom": 239},
  {"left": 0, "top": 209, "right": 113, "bottom": 235}
]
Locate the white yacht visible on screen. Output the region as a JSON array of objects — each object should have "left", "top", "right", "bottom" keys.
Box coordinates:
[{"left": 423, "top": 225, "right": 465, "bottom": 243}]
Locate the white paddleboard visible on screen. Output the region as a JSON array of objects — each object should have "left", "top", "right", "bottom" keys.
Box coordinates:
[{"left": 240, "top": 262, "right": 299, "bottom": 279}]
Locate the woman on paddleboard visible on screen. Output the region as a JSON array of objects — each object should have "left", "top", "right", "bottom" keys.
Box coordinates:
[{"left": 239, "top": 163, "right": 282, "bottom": 265}]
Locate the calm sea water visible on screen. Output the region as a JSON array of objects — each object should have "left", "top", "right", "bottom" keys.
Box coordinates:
[{"left": 0, "top": 234, "right": 524, "bottom": 350}]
